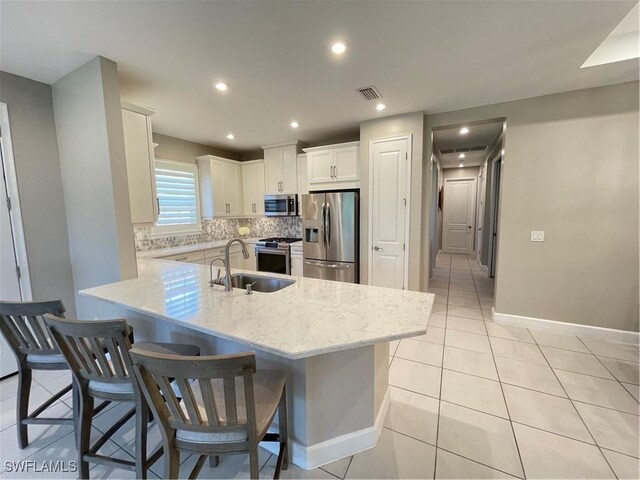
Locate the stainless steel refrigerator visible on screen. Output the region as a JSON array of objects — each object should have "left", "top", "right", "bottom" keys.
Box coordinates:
[{"left": 302, "top": 191, "right": 359, "bottom": 283}]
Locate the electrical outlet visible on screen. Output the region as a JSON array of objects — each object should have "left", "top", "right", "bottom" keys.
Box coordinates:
[{"left": 531, "top": 231, "right": 545, "bottom": 242}]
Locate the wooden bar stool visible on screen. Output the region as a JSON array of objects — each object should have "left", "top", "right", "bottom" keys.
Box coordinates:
[
  {"left": 44, "top": 315, "right": 200, "bottom": 479},
  {"left": 130, "top": 348, "right": 289, "bottom": 480},
  {"left": 0, "top": 300, "right": 80, "bottom": 448}
]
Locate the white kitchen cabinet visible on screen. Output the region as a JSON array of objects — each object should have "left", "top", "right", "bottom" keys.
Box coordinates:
[
  {"left": 263, "top": 143, "right": 300, "bottom": 194},
  {"left": 297, "top": 153, "right": 308, "bottom": 213},
  {"left": 122, "top": 104, "right": 157, "bottom": 224},
  {"left": 197, "top": 156, "right": 243, "bottom": 217},
  {"left": 243, "top": 241, "right": 257, "bottom": 270},
  {"left": 241, "top": 161, "right": 265, "bottom": 216},
  {"left": 304, "top": 141, "right": 360, "bottom": 191},
  {"left": 290, "top": 244, "right": 303, "bottom": 276},
  {"left": 161, "top": 250, "right": 205, "bottom": 264}
]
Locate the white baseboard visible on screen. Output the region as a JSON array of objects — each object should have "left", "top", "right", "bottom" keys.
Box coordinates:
[
  {"left": 492, "top": 308, "right": 640, "bottom": 345},
  {"left": 261, "top": 388, "right": 391, "bottom": 470}
]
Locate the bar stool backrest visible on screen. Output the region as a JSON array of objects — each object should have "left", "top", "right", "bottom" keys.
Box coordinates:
[
  {"left": 44, "top": 315, "right": 133, "bottom": 387},
  {"left": 130, "top": 349, "right": 258, "bottom": 448},
  {"left": 0, "top": 300, "right": 65, "bottom": 358}
]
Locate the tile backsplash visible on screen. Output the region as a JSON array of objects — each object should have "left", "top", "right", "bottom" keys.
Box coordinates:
[{"left": 134, "top": 217, "right": 302, "bottom": 251}]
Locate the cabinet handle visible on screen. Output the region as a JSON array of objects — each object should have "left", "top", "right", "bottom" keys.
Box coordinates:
[
  {"left": 156, "top": 197, "right": 160, "bottom": 215},
  {"left": 333, "top": 165, "right": 337, "bottom": 178},
  {"left": 174, "top": 256, "right": 187, "bottom": 261}
]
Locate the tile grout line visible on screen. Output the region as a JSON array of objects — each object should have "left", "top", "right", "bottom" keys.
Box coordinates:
[
  {"left": 532, "top": 334, "right": 620, "bottom": 479},
  {"left": 578, "top": 337, "right": 640, "bottom": 406},
  {"left": 432, "top": 252, "right": 452, "bottom": 480},
  {"left": 468, "top": 254, "right": 527, "bottom": 480}
]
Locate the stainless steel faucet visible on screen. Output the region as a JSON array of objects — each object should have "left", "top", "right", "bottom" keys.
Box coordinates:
[
  {"left": 209, "top": 257, "right": 226, "bottom": 287},
  {"left": 209, "top": 238, "right": 251, "bottom": 291}
]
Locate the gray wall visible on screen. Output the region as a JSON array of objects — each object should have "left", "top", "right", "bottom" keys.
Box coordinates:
[
  {"left": 153, "top": 132, "right": 241, "bottom": 162},
  {"left": 52, "top": 57, "right": 137, "bottom": 317},
  {"left": 0, "top": 71, "right": 76, "bottom": 316},
  {"left": 424, "top": 82, "right": 639, "bottom": 332},
  {"left": 360, "top": 112, "right": 425, "bottom": 291}
]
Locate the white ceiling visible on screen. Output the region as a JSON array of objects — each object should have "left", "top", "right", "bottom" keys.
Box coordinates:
[
  {"left": 434, "top": 122, "right": 503, "bottom": 169},
  {"left": 1, "top": 1, "right": 637, "bottom": 152}
]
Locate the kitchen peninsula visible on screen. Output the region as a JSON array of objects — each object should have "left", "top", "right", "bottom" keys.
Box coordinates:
[{"left": 81, "top": 258, "right": 434, "bottom": 469}]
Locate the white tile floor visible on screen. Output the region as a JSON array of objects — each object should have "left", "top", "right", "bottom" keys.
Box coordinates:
[{"left": 0, "top": 253, "right": 638, "bottom": 479}]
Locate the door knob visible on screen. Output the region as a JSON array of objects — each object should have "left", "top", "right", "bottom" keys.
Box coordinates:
[
  {"left": 468, "top": 226, "right": 472, "bottom": 229},
  {"left": 373, "top": 246, "right": 382, "bottom": 251}
]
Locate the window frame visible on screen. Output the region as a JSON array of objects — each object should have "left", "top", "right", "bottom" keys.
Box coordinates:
[{"left": 151, "top": 158, "right": 202, "bottom": 237}]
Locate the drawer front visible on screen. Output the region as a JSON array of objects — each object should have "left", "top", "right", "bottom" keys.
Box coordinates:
[
  {"left": 161, "top": 251, "right": 205, "bottom": 263},
  {"left": 204, "top": 245, "right": 242, "bottom": 259}
]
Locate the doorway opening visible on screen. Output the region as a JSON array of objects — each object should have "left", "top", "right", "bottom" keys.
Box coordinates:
[
  {"left": 429, "top": 118, "right": 505, "bottom": 278},
  {"left": 1, "top": 103, "right": 32, "bottom": 377}
]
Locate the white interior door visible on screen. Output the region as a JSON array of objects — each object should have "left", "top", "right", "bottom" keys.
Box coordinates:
[
  {"left": 443, "top": 178, "right": 476, "bottom": 254},
  {"left": 370, "top": 138, "right": 408, "bottom": 289},
  {"left": 0, "top": 137, "right": 20, "bottom": 376}
]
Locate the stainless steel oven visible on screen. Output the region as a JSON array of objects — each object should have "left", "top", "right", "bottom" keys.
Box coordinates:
[
  {"left": 264, "top": 194, "right": 298, "bottom": 217},
  {"left": 255, "top": 246, "right": 291, "bottom": 275}
]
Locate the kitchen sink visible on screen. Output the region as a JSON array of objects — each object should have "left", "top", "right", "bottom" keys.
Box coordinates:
[{"left": 228, "top": 273, "right": 295, "bottom": 293}]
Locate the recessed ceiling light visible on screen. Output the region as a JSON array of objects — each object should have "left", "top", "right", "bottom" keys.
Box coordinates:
[
  {"left": 290, "top": 121, "right": 299, "bottom": 129},
  {"left": 458, "top": 163, "right": 464, "bottom": 168},
  {"left": 458, "top": 153, "right": 466, "bottom": 159},
  {"left": 226, "top": 133, "right": 235, "bottom": 140},
  {"left": 501, "top": 149, "right": 506, "bottom": 155},
  {"left": 376, "top": 103, "right": 386, "bottom": 111},
  {"left": 331, "top": 42, "right": 346, "bottom": 54},
  {"left": 460, "top": 127, "right": 469, "bottom": 135},
  {"left": 215, "top": 82, "right": 228, "bottom": 92}
]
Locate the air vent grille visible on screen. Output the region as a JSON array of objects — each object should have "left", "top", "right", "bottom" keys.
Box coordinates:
[
  {"left": 356, "top": 85, "right": 382, "bottom": 101},
  {"left": 439, "top": 146, "right": 487, "bottom": 155}
]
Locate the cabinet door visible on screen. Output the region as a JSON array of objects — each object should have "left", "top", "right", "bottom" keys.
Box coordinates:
[
  {"left": 243, "top": 243, "right": 257, "bottom": 270},
  {"left": 251, "top": 162, "right": 266, "bottom": 215},
  {"left": 280, "top": 145, "right": 298, "bottom": 194},
  {"left": 264, "top": 148, "right": 282, "bottom": 194},
  {"left": 122, "top": 109, "right": 155, "bottom": 223},
  {"left": 334, "top": 146, "right": 359, "bottom": 182},
  {"left": 290, "top": 255, "right": 303, "bottom": 276},
  {"left": 210, "top": 160, "right": 228, "bottom": 217},
  {"left": 307, "top": 149, "right": 334, "bottom": 185},
  {"left": 241, "top": 163, "right": 255, "bottom": 215},
  {"left": 225, "top": 162, "right": 243, "bottom": 217}
]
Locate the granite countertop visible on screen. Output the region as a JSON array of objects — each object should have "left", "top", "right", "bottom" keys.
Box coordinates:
[
  {"left": 136, "top": 237, "right": 262, "bottom": 259},
  {"left": 81, "top": 258, "right": 433, "bottom": 359}
]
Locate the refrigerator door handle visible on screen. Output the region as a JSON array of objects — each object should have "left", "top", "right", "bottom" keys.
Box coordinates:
[
  {"left": 321, "top": 201, "right": 327, "bottom": 247},
  {"left": 304, "top": 260, "right": 351, "bottom": 269},
  {"left": 326, "top": 203, "right": 331, "bottom": 248}
]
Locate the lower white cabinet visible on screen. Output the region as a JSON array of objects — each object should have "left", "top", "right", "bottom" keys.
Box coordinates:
[
  {"left": 290, "top": 244, "right": 303, "bottom": 276},
  {"left": 161, "top": 251, "right": 205, "bottom": 264}
]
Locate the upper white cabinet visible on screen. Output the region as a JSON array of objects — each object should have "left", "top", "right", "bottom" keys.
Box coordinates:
[
  {"left": 197, "top": 155, "right": 243, "bottom": 217},
  {"left": 263, "top": 142, "right": 300, "bottom": 195},
  {"left": 121, "top": 104, "right": 157, "bottom": 224},
  {"left": 241, "top": 160, "right": 266, "bottom": 216},
  {"left": 297, "top": 153, "right": 308, "bottom": 213},
  {"left": 304, "top": 141, "right": 360, "bottom": 191}
]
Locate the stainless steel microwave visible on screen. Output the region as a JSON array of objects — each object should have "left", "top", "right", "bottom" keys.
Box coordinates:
[{"left": 264, "top": 194, "right": 298, "bottom": 216}]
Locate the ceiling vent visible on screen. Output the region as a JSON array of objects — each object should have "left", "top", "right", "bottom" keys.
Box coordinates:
[
  {"left": 470, "top": 146, "right": 487, "bottom": 152},
  {"left": 440, "top": 149, "right": 455, "bottom": 155},
  {"left": 356, "top": 85, "right": 382, "bottom": 101}
]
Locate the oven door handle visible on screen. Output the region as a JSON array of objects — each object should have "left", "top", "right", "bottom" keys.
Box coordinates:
[{"left": 304, "top": 260, "right": 351, "bottom": 269}]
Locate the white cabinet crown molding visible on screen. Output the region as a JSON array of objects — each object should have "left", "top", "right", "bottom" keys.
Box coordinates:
[{"left": 302, "top": 140, "right": 360, "bottom": 153}]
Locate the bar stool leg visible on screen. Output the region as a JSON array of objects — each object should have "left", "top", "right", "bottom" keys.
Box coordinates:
[
  {"left": 78, "top": 392, "right": 94, "bottom": 479},
  {"left": 135, "top": 398, "right": 148, "bottom": 479},
  {"left": 16, "top": 366, "right": 32, "bottom": 448},
  {"left": 164, "top": 439, "right": 180, "bottom": 479},
  {"left": 249, "top": 443, "right": 259, "bottom": 479}
]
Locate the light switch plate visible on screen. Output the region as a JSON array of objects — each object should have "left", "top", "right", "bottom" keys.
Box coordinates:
[{"left": 531, "top": 231, "right": 545, "bottom": 242}]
